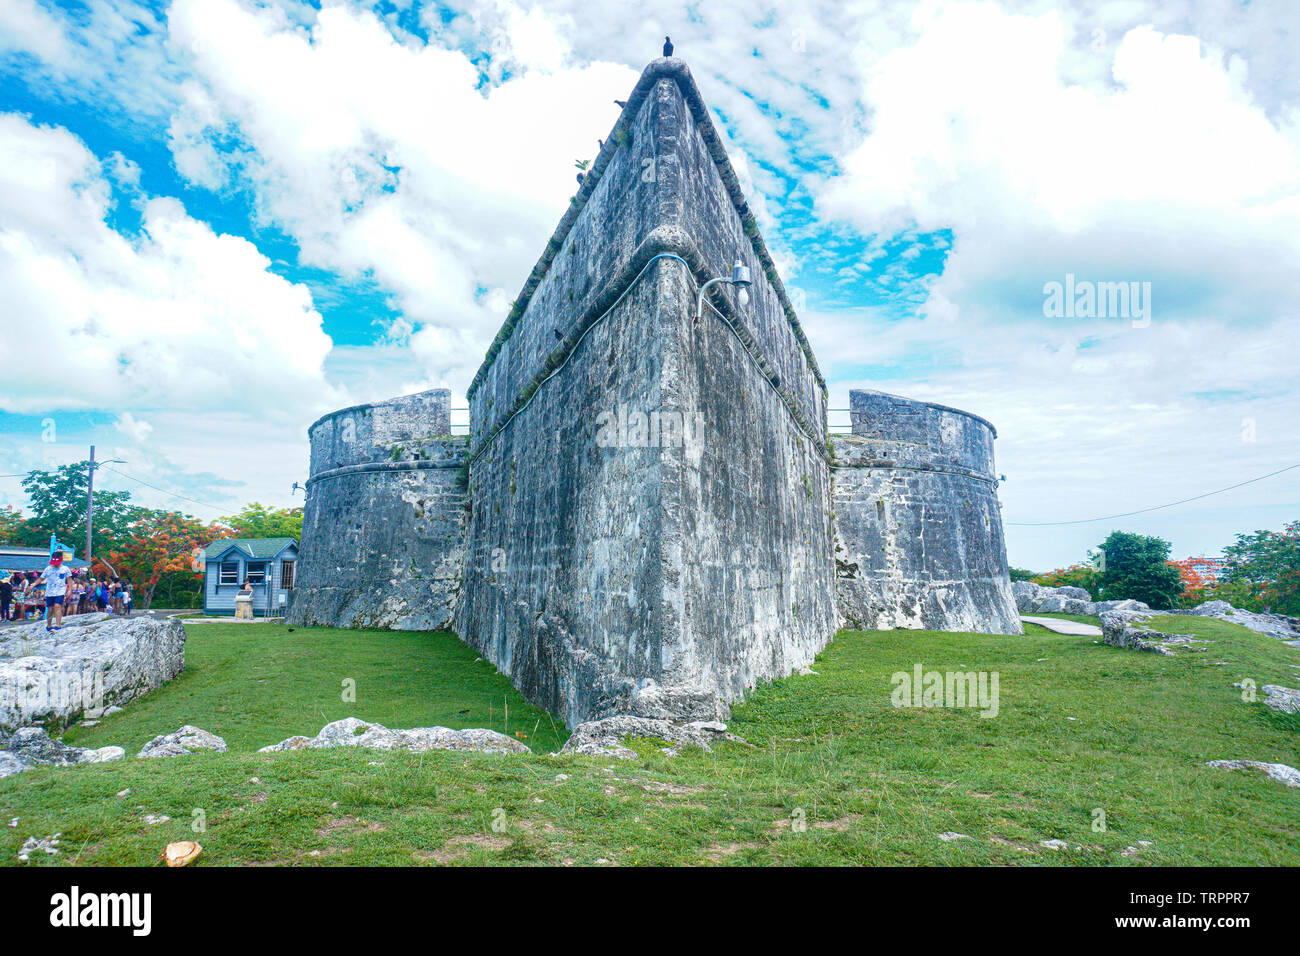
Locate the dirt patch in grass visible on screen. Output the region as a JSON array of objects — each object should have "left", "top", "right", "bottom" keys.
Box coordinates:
[
  {"left": 316, "top": 815, "right": 386, "bottom": 838},
  {"left": 989, "top": 835, "right": 1037, "bottom": 853},
  {"left": 640, "top": 780, "right": 706, "bottom": 797},
  {"left": 769, "top": 813, "right": 862, "bottom": 834},
  {"left": 699, "top": 842, "right": 759, "bottom": 862},
  {"left": 515, "top": 819, "right": 561, "bottom": 835},
  {"left": 413, "top": 833, "right": 513, "bottom": 864}
]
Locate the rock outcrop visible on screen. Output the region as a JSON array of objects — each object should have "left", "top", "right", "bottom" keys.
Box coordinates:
[
  {"left": 1206, "top": 760, "right": 1300, "bottom": 788},
  {"left": 1100, "top": 610, "right": 1208, "bottom": 656},
  {"left": 559, "top": 715, "right": 745, "bottom": 759},
  {"left": 0, "top": 614, "right": 185, "bottom": 732},
  {"left": 257, "top": 717, "right": 530, "bottom": 755},
  {"left": 1260, "top": 685, "right": 1300, "bottom": 715},
  {"left": 1172, "top": 600, "right": 1300, "bottom": 645},
  {"left": 0, "top": 726, "right": 124, "bottom": 777},
  {"left": 137, "top": 725, "right": 227, "bottom": 758},
  {"left": 1012, "top": 581, "right": 1150, "bottom": 617}
]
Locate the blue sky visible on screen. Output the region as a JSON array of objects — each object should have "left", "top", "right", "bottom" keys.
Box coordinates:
[{"left": 1, "top": 0, "right": 1298, "bottom": 570}]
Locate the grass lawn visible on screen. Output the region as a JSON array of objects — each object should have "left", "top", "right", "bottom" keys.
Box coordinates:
[
  {"left": 2, "top": 617, "right": 1297, "bottom": 866},
  {"left": 62, "top": 623, "right": 569, "bottom": 753}
]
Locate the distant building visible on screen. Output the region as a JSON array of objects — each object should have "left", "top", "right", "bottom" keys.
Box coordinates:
[
  {"left": 0, "top": 544, "right": 89, "bottom": 574},
  {"left": 202, "top": 538, "right": 298, "bottom": 617}
]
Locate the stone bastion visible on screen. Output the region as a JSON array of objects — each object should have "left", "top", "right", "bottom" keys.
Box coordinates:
[
  {"left": 289, "top": 389, "right": 467, "bottom": 631},
  {"left": 832, "top": 389, "right": 1021, "bottom": 634},
  {"left": 290, "top": 57, "right": 1020, "bottom": 728}
]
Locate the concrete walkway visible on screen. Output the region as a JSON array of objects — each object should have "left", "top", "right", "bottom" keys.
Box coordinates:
[{"left": 1021, "top": 615, "right": 1103, "bottom": 636}]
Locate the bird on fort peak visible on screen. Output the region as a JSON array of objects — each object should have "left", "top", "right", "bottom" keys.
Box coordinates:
[{"left": 663, "top": 36, "right": 673, "bottom": 57}]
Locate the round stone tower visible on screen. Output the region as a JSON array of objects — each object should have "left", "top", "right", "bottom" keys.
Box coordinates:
[
  {"left": 288, "top": 388, "right": 469, "bottom": 631},
  {"left": 832, "top": 389, "right": 1021, "bottom": 634}
]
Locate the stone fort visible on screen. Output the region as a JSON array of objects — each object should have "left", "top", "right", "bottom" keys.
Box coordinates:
[{"left": 289, "top": 58, "right": 1020, "bottom": 728}]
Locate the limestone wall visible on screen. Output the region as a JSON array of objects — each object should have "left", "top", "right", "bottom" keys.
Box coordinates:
[
  {"left": 832, "top": 389, "right": 1021, "bottom": 634},
  {"left": 290, "top": 389, "right": 467, "bottom": 631},
  {"left": 459, "top": 59, "right": 835, "bottom": 727}
]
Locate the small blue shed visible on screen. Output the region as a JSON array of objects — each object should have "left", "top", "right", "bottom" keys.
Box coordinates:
[{"left": 203, "top": 537, "right": 299, "bottom": 617}]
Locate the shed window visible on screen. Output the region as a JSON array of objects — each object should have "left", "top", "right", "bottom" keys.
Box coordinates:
[
  {"left": 219, "top": 562, "right": 238, "bottom": 585},
  {"left": 245, "top": 562, "right": 267, "bottom": 585},
  {"left": 280, "top": 560, "right": 295, "bottom": 589}
]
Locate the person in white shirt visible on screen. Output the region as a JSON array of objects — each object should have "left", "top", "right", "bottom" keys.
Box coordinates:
[{"left": 40, "top": 553, "right": 72, "bottom": 631}]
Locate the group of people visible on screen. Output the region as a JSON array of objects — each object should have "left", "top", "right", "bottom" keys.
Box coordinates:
[{"left": 0, "top": 555, "right": 134, "bottom": 629}]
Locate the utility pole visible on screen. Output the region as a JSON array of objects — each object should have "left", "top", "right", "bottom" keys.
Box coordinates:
[{"left": 85, "top": 444, "right": 95, "bottom": 566}]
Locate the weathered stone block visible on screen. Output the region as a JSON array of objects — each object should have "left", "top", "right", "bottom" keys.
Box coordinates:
[{"left": 0, "top": 614, "right": 186, "bottom": 732}]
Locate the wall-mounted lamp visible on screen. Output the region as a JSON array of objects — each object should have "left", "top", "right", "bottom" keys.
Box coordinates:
[{"left": 695, "top": 259, "right": 752, "bottom": 323}]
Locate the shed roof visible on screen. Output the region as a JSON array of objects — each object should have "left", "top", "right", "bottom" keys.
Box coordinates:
[
  {"left": 204, "top": 537, "right": 298, "bottom": 560},
  {"left": 0, "top": 553, "right": 90, "bottom": 572}
]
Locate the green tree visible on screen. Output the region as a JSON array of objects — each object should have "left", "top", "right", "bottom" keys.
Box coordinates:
[
  {"left": 0, "top": 505, "right": 25, "bottom": 543},
  {"left": 1008, "top": 567, "right": 1038, "bottom": 582},
  {"left": 1217, "top": 520, "right": 1300, "bottom": 615},
  {"left": 220, "top": 502, "right": 303, "bottom": 540},
  {"left": 19, "top": 463, "right": 143, "bottom": 556},
  {"left": 1095, "top": 530, "right": 1184, "bottom": 609},
  {"left": 107, "top": 510, "right": 231, "bottom": 610}
]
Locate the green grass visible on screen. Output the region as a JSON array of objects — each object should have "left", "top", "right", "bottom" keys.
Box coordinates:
[
  {"left": 2, "top": 618, "right": 1297, "bottom": 866},
  {"left": 62, "top": 623, "right": 568, "bottom": 754}
]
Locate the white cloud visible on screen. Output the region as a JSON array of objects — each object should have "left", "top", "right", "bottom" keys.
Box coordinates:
[
  {"left": 0, "top": 113, "right": 338, "bottom": 420},
  {"left": 164, "top": 0, "right": 640, "bottom": 391},
  {"left": 114, "top": 412, "right": 154, "bottom": 443},
  {"left": 810, "top": 1, "right": 1300, "bottom": 568},
  {"left": 0, "top": 0, "right": 69, "bottom": 64}
]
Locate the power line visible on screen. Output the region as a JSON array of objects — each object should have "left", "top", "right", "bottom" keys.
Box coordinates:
[
  {"left": 98, "top": 465, "right": 230, "bottom": 515},
  {"left": 1006, "top": 461, "right": 1300, "bottom": 527}
]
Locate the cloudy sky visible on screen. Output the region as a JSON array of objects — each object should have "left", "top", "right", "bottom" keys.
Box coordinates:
[{"left": 0, "top": 0, "right": 1297, "bottom": 571}]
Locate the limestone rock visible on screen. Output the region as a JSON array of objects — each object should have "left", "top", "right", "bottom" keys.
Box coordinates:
[
  {"left": 1092, "top": 599, "right": 1149, "bottom": 614},
  {"left": 1182, "top": 600, "right": 1300, "bottom": 644},
  {"left": 560, "top": 715, "right": 746, "bottom": 759},
  {"left": 0, "top": 751, "right": 27, "bottom": 778},
  {"left": 17, "top": 833, "right": 60, "bottom": 861},
  {"left": 628, "top": 682, "right": 729, "bottom": 722},
  {"left": 84, "top": 745, "right": 126, "bottom": 763},
  {"left": 1100, "top": 610, "right": 1206, "bottom": 656},
  {"left": 1260, "top": 685, "right": 1300, "bottom": 715},
  {"left": 1012, "top": 581, "right": 1150, "bottom": 617},
  {"left": 138, "top": 725, "right": 228, "bottom": 759},
  {"left": 0, "top": 614, "right": 185, "bottom": 732},
  {"left": 1206, "top": 760, "right": 1300, "bottom": 788},
  {"left": 257, "top": 717, "right": 529, "bottom": 755},
  {"left": 0, "top": 726, "right": 125, "bottom": 776}
]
